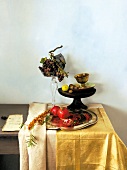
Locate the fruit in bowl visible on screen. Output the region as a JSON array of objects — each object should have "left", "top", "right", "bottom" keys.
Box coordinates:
[
  {"left": 61, "top": 82, "right": 91, "bottom": 93},
  {"left": 74, "top": 73, "right": 89, "bottom": 84},
  {"left": 62, "top": 84, "right": 69, "bottom": 92}
]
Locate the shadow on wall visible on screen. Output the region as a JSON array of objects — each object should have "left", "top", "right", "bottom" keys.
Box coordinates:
[
  {"left": 103, "top": 104, "right": 127, "bottom": 146},
  {"left": 65, "top": 54, "right": 80, "bottom": 74}
]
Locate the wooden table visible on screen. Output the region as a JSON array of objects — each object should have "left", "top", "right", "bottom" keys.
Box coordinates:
[{"left": 0, "top": 104, "right": 29, "bottom": 154}]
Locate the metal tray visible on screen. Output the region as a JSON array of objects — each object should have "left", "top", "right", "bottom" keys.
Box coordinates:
[{"left": 47, "top": 110, "right": 98, "bottom": 131}]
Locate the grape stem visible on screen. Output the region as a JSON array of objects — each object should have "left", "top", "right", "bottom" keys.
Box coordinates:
[{"left": 49, "top": 45, "right": 63, "bottom": 54}]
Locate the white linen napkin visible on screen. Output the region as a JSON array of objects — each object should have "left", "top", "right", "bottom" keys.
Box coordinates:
[{"left": 18, "top": 102, "right": 47, "bottom": 170}]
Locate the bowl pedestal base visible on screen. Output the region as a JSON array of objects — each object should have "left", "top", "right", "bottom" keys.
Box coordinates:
[{"left": 67, "top": 98, "right": 87, "bottom": 111}]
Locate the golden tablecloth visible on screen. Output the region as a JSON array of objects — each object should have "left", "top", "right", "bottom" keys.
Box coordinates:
[{"left": 56, "top": 104, "right": 127, "bottom": 170}]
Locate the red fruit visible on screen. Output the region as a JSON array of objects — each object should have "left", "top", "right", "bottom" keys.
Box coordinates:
[
  {"left": 51, "top": 116, "right": 63, "bottom": 127},
  {"left": 50, "top": 105, "right": 60, "bottom": 116},
  {"left": 62, "top": 118, "right": 73, "bottom": 127},
  {"left": 83, "top": 113, "right": 90, "bottom": 121},
  {"left": 84, "top": 113, "right": 90, "bottom": 121},
  {"left": 57, "top": 107, "right": 70, "bottom": 119}
]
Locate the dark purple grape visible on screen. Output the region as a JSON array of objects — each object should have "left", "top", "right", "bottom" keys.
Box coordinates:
[{"left": 39, "top": 56, "right": 67, "bottom": 82}]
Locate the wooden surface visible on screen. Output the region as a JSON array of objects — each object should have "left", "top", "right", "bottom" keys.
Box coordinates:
[{"left": 0, "top": 104, "right": 29, "bottom": 154}]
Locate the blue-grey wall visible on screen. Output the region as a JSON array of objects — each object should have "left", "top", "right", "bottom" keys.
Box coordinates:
[{"left": 0, "top": 0, "right": 127, "bottom": 145}]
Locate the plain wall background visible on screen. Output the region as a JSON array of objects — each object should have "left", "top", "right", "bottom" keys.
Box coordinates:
[{"left": 0, "top": 0, "right": 127, "bottom": 146}]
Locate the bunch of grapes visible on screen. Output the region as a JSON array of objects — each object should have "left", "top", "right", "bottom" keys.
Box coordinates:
[{"left": 39, "top": 55, "right": 68, "bottom": 82}]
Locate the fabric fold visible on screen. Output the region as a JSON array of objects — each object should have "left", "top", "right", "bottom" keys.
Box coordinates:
[
  {"left": 56, "top": 105, "right": 127, "bottom": 170},
  {"left": 18, "top": 102, "right": 47, "bottom": 170}
]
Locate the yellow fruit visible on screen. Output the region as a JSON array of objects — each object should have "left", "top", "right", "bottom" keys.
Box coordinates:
[{"left": 62, "top": 84, "right": 69, "bottom": 91}]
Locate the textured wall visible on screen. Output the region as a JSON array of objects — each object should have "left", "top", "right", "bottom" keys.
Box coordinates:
[{"left": 0, "top": 0, "right": 127, "bottom": 145}]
